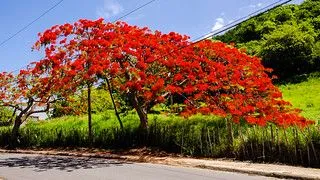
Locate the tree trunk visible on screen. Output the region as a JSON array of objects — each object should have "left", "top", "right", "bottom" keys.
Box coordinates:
[
  {"left": 226, "top": 118, "right": 234, "bottom": 152},
  {"left": 130, "top": 92, "right": 148, "bottom": 129},
  {"left": 10, "top": 116, "right": 22, "bottom": 148},
  {"left": 136, "top": 106, "right": 148, "bottom": 129},
  {"left": 106, "top": 79, "right": 123, "bottom": 130},
  {"left": 87, "top": 84, "right": 93, "bottom": 146}
]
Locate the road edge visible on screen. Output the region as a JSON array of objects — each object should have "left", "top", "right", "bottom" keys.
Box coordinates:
[{"left": 0, "top": 149, "right": 319, "bottom": 180}]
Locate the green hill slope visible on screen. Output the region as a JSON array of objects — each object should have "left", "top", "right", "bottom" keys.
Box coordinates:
[{"left": 280, "top": 77, "right": 320, "bottom": 121}]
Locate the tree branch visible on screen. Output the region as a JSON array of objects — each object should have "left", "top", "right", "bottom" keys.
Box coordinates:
[
  {"left": 5, "top": 104, "right": 23, "bottom": 112},
  {"left": 28, "top": 102, "right": 51, "bottom": 116}
]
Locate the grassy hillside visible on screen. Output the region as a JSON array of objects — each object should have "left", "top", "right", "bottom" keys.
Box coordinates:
[{"left": 280, "top": 77, "right": 320, "bottom": 122}]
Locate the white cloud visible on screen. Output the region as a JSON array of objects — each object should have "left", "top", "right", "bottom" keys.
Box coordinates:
[
  {"left": 211, "top": 18, "right": 225, "bottom": 32},
  {"left": 96, "top": 0, "right": 124, "bottom": 19},
  {"left": 203, "top": 18, "right": 225, "bottom": 39},
  {"left": 257, "top": 3, "right": 263, "bottom": 7}
]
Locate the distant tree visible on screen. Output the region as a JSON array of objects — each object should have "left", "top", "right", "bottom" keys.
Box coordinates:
[
  {"left": 298, "top": 0, "right": 320, "bottom": 19},
  {"left": 234, "top": 21, "right": 261, "bottom": 43},
  {"left": 0, "top": 71, "right": 59, "bottom": 147},
  {"left": 260, "top": 23, "right": 315, "bottom": 78},
  {"left": 274, "top": 7, "right": 295, "bottom": 23},
  {"left": 258, "top": 20, "right": 276, "bottom": 35}
]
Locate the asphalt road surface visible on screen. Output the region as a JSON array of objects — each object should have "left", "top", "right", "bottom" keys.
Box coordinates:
[{"left": 0, "top": 153, "right": 277, "bottom": 180}]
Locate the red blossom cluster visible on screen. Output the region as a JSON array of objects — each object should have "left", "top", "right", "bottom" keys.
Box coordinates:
[{"left": 171, "top": 40, "right": 313, "bottom": 127}]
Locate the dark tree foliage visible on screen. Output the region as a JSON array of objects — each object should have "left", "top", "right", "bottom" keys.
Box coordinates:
[{"left": 215, "top": 0, "right": 320, "bottom": 80}]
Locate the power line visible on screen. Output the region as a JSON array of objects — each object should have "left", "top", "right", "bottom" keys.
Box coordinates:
[
  {"left": 9, "top": 0, "right": 158, "bottom": 73},
  {"left": 0, "top": 0, "right": 64, "bottom": 48},
  {"left": 192, "top": 0, "right": 293, "bottom": 43},
  {"left": 113, "top": 0, "right": 158, "bottom": 22}
]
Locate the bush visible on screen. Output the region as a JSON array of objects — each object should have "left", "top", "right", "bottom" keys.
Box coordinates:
[{"left": 0, "top": 107, "right": 13, "bottom": 126}]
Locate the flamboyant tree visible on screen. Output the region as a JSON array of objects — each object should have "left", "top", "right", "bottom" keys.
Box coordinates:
[
  {"left": 33, "top": 19, "right": 191, "bottom": 129},
  {"left": 0, "top": 69, "right": 60, "bottom": 147},
  {"left": 33, "top": 18, "right": 313, "bottom": 131}
]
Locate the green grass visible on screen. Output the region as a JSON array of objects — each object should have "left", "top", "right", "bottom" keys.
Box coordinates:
[{"left": 280, "top": 77, "right": 320, "bottom": 122}]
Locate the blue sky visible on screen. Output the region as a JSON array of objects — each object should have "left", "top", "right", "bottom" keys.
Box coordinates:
[{"left": 0, "top": 0, "right": 304, "bottom": 72}]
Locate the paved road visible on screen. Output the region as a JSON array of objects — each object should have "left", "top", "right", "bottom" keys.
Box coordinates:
[{"left": 0, "top": 153, "right": 277, "bottom": 180}]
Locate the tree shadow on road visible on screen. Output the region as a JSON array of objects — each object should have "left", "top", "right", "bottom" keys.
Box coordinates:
[{"left": 0, "top": 155, "right": 130, "bottom": 172}]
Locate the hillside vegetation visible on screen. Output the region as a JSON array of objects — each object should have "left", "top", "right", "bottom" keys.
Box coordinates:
[{"left": 215, "top": 0, "right": 320, "bottom": 80}]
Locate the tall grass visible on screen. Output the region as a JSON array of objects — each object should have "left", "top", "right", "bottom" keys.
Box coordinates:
[{"left": 0, "top": 111, "right": 319, "bottom": 167}]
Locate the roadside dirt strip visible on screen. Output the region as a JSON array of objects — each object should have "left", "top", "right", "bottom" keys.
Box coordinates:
[{"left": 0, "top": 149, "right": 319, "bottom": 180}]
